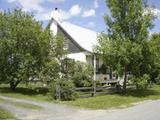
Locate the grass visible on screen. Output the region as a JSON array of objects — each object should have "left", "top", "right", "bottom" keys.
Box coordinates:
[
  {"left": 0, "top": 84, "right": 53, "bottom": 102},
  {"left": 62, "top": 85, "right": 160, "bottom": 109},
  {"left": 0, "top": 107, "right": 16, "bottom": 120},
  {"left": 0, "top": 84, "right": 160, "bottom": 110}
]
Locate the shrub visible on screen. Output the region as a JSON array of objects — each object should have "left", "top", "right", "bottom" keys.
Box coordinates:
[
  {"left": 61, "top": 58, "right": 93, "bottom": 87},
  {"left": 155, "top": 74, "right": 160, "bottom": 84},
  {"left": 72, "top": 62, "right": 93, "bottom": 87},
  {"left": 131, "top": 74, "right": 150, "bottom": 90},
  {"left": 49, "top": 78, "right": 78, "bottom": 101}
]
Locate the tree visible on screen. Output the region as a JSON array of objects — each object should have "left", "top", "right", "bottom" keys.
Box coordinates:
[
  {"left": 96, "top": 0, "right": 153, "bottom": 91},
  {"left": 149, "top": 33, "right": 160, "bottom": 83},
  {"left": 40, "top": 35, "right": 66, "bottom": 82},
  {"left": 0, "top": 9, "right": 53, "bottom": 90}
]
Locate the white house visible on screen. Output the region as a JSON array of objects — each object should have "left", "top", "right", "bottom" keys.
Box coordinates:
[{"left": 48, "top": 8, "right": 113, "bottom": 81}]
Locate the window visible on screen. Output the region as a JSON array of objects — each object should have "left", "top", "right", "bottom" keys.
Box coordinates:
[{"left": 63, "top": 38, "right": 68, "bottom": 50}]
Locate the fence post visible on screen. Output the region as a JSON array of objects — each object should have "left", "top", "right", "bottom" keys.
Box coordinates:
[{"left": 55, "top": 83, "right": 61, "bottom": 101}]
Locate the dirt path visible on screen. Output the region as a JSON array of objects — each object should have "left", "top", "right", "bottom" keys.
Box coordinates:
[
  {"left": 0, "top": 95, "right": 102, "bottom": 120},
  {"left": 0, "top": 95, "right": 160, "bottom": 120}
]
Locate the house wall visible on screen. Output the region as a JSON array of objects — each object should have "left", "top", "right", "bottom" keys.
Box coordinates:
[
  {"left": 67, "top": 52, "right": 87, "bottom": 62},
  {"left": 50, "top": 20, "right": 112, "bottom": 80},
  {"left": 50, "top": 20, "right": 83, "bottom": 53},
  {"left": 58, "top": 27, "right": 83, "bottom": 53}
]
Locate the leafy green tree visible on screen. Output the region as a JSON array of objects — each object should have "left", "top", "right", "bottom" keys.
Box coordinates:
[
  {"left": 40, "top": 35, "right": 66, "bottom": 82},
  {"left": 96, "top": 0, "right": 153, "bottom": 91},
  {"left": 149, "top": 33, "right": 160, "bottom": 83},
  {"left": 0, "top": 9, "right": 54, "bottom": 90}
]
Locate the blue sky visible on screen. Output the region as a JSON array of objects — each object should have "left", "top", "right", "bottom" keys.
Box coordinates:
[{"left": 0, "top": 0, "right": 160, "bottom": 33}]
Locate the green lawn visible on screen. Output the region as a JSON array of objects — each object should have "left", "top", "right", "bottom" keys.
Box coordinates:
[
  {"left": 0, "top": 84, "right": 53, "bottom": 102},
  {"left": 62, "top": 85, "right": 160, "bottom": 109},
  {"left": 0, "top": 84, "right": 160, "bottom": 110},
  {"left": 0, "top": 107, "right": 16, "bottom": 120}
]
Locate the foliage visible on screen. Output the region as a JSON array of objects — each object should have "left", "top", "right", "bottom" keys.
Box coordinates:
[
  {"left": 72, "top": 62, "right": 93, "bottom": 87},
  {"left": 149, "top": 33, "right": 160, "bottom": 83},
  {"left": 49, "top": 78, "right": 78, "bottom": 101},
  {"left": 61, "top": 58, "right": 93, "bottom": 87},
  {"left": 0, "top": 9, "right": 66, "bottom": 91},
  {"left": 155, "top": 74, "right": 160, "bottom": 84},
  {"left": 50, "top": 35, "right": 67, "bottom": 60},
  {"left": 131, "top": 74, "right": 150, "bottom": 90},
  {"left": 96, "top": 0, "right": 154, "bottom": 90},
  {"left": 39, "top": 58, "right": 60, "bottom": 82},
  {"left": 48, "top": 58, "right": 93, "bottom": 101},
  {"left": 0, "top": 9, "right": 53, "bottom": 90}
]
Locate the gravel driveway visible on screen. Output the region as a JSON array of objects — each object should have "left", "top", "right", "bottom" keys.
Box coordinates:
[{"left": 0, "top": 95, "right": 160, "bottom": 120}]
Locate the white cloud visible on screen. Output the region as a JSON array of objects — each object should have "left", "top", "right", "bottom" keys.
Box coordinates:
[
  {"left": 6, "top": 0, "right": 66, "bottom": 21},
  {"left": 7, "top": 0, "right": 65, "bottom": 12},
  {"left": 69, "top": 4, "right": 82, "bottom": 16},
  {"left": 82, "top": 9, "right": 95, "bottom": 17},
  {"left": 35, "top": 5, "right": 82, "bottom": 21},
  {"left": 7, "top": 0, "right": 44, "bottom": 12},
  {"left": 94, "top": 0, "right": 99, "bottom": 9},
  {"left": 7, "top": 0, "right": 96, "bottom": 21},
  {"left": 55, "top": 5, "right": 82, "bottom": 20},
  {"left": 151, "top": 8, "right": 160, "bottom": 20},
  {"left": 144, "top": 7, "right": 160, "bottom": 20},
  {"left": 88, "top": 21, "right": 95, "bottom": 28}
]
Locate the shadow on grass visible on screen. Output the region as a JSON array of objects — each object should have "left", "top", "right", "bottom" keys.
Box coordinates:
[
  {"left": 118, "top": 88, "right": 160, "bottom": 98},
  {"left": 75, "top": 86, "right": 160, "bottom": 98},
  {"left": 0, "top": 86, "right": 49, "bottom": 96}
]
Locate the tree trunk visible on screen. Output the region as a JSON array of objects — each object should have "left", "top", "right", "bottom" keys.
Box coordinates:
[
  {"left": 10, "top": 80, "right": 21, "bottom": 91},
  {"left": 123, "top": 66, "right": 127, "bottom": 92}
]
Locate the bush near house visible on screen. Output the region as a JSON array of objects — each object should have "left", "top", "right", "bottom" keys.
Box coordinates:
[
  {"left": 131, "top": 74, "right": 150, "bottom": 90},
  {"left": 62, "top": 58, "right": 93, "bottom": 87},
  {"left": 49, "top": 78, "right": 78, "bottom": 101},
  {"left": 72, "top": 62, "right": 93, "bottom": 87},
  {"left": 48, "top": 59, "right": 93, "bottom": 101},
  {"left": 155, "top": 74, "right": 160, "bottom": 85}
]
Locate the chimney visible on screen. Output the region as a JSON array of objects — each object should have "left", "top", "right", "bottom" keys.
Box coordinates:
[
  {"left": 51, "top": 7, "right": 60, "bottom": 21},
  {"left": 50, "top": 8, "right": 60, "bottom": 36}
]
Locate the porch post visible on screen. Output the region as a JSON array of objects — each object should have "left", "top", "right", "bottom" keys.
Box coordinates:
[{"left": 93, "top": 54, "right": 96, "bottom": 96}]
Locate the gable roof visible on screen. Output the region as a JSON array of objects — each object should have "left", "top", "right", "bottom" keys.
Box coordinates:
[{"left": 49, "top": 18, "right": 99, "bottom": 53}]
